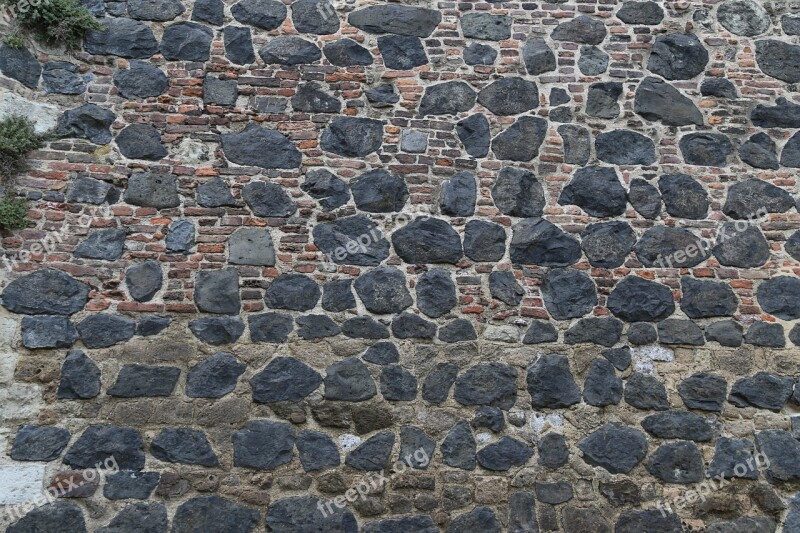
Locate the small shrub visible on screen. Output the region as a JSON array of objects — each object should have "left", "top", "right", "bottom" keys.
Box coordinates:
[
  {"left": 0, "top": 0, "right": 102, "bottom": 50},
  {"left": 3, "top": 33, "right": 23, "bottom": 48},
  {"left": 0, "top": 192, "right": 29, "bottom": 230},
  {"left": 0, "top": 115, "right": 43, "bottom": 183}
]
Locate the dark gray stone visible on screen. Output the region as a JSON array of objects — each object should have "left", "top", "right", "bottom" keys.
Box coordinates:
[
  {"left": 11, "top": 425, "right": 71, "bottom": 461},
  {"left": 659, "top": 174, "right": 709, "bottom": 219},
  {"left": 345, "top": 432, "right": 395, "bottom": 471},
  {"left": 441, "top": 420, "right": 476, "bottom": 470},
  {"left": 641, "top": 410, "right": 715, "bottom": 441},
  {"left": 718, "top": 0, "right": 771, "bottom": 36},
  {"left": 522, "top": 37, "right": 556, "bottom": 74},
  {"left": 398, "top": 426, "right": 435, "bottom": 469},
  {"left": 195, "top": 269, "right": 240, "bottom": 314},
  {"left": 301, "top": 169, "right": 349, "bottom": 211},
  {"left": 599, "top": 480, "right": 641, "bottom": 508},
  {"left": 492, "top": 168, "right": 545, "bottom": 218},
  {"left": 392, "top": 217, "right": 462, "bottom": 264},
  {"left": 581, "top": 221, "right": 636, "bottom": 269},
  {"left": 222, "top": 123, "right": 301, "bottom": 169},
  {"left": 224, "top": 26, "right": 256, "bottom": 65},
  {"left": 249, "top": 312, "right": 293, "bottom": 343},
  {"left": 634, "top": 76, "right": 703, "bottom": 126},
  {"left": 201, "top": 314, "right": 239, "bottom": 342},
  {"left": 578, "top": 45, "right": 608, "bottom": 75},
  {"left": 128, "top": 0, "right": 184, "bottom": 20},
  {"left": 192, "top": 0, "right": 223, "bottom": 24},
  {"left": 353, "top": 266, "right": 412, "bottom": 314},
  {"left": 43, "top": 61, "right": 86, "bottom": 94},
  {"left": 6, "top": 502, "right": 87, "bottom": 533},
  {"left": 586, "top": 82, "right": 622, "bottom": 119},
  {"left": 558, "top": 124, "right": 591, "bottom": 165},
  {"left": 616, "top": 509, "right": 681, "bottom": 533},
  {"left": 464, "top": 220, "right": 505, "bottom": 262},
  {"left": 472, "top": 406, "right": 504, "bottom": 433},
  {"left": 160, "top": 22, "right": 212, "bottom": 61},
  {"left": 114, "top": 60, "right": 168, "bottom": 98},
  {"left": 602, "top": 346, "right": 631, "bottom": 371},
  {"left": 136, "top": 316, "right": 170, "bottom": 337},
  {"left": 477, "top": 77, "right": 538, "bottom": 116},
  {"left": 680, "top": 132, "right": 733, "bottom": 167},
  {"left": 422, "top": 363, "right": 458, "bottom": 403},
  {"left": 628, "top": 178, "right": 661, "bottom": 219},
  {"left": 489, "top": 271, "right": 524, "bottom": 306},
  {"left": 678, "top": 372, "right": 727, "bottom": 412},
  {"left": 617, "top": 1, "right": 664, "bottom": 24},
  {"left": 782, "top": 131, "right": 800, "bottom": 168},
  {"left": 477, "top": 437, "right": 533, "bottom": 471},
  {"left": 565, "top": 317, "right": 623, "bottom": 347},
  {"left": 416, "top": 269, "right": 457, "bottom": 318},
  {"left": 535, "top": 482, "right": 573, "bottom": 504},
  {"left": 0, "top": 44, "right": 40, "bottom": 89},
  {"left": 657, "top": 319, "right": 705, "bottom": 345},
  {"left": 729, "top": 372, "right": 793, "bottom": 411},
  {"left": 126, "top": 261, "right": 162, "bottom": 302},
  {"left": 365, "top": 86, "right": 399, "bottom": 111},
  {"left": 230, "top": 0, "right": 286, "bottom": 29},
  {"left": 84, "top": 18, "right": 160, "bottom": 58},
  {"left": 523, "top": 320, "right": 558, "bottom": 344},
  {"left": 296, "top": 314, "right": 340, "bottom": 341},
  {"left": 323, "top": 38, "right": 372, "bottom": 66},
  {"left": 447, "top": 507, "right": 500, "bottom": 533},
  {"left": 647, "top": 441, "right": 705, "bottom": 484},
  {"left": 745, "top": 322, "right": 785, "bottom": 348},
  {"left": 324, "top": 357, "right": 376, "bottom": 401},
  {"left": 550, "top": 88, "right": 570, "bottom": 106},
  {"left": 291, "top": 82, "right": 340, "bottom": 113},
  {"left": 541, "top": 268, "right": 597, "bottom": 320},
  {"left": 243, "top": 181, "right": 297, "bottom": 217},
  {"left": 104, "top": 471, "right": 160, "bottom": 500},
  {"left": 228, "top": 227, "right": 275, "bottom": 266},
  {"left": 527, "top": 354, "right": 581, "bottom": 408},
  {"left": 64, "top": 425, "right": 145, "bottom": 470},
  {"left": 439, "top": 319, "right": 477, "bottom": 343},
  {"left": 757, "top": 430, "right": 800, "bottom": 482},
  {"left": 74, "top": 228, "right": 126, "bottom": 260},
  {"left": 124, "top": 172, "right": 180, "bottom": 208},
  {"left": 363, "top": 516, "right": 436, "bottom": 533},
  {"left": 510, "top": 218, "right": 581, "bottom": 267},
  {"left": 788, "top": 231, "right": 800, "bottom": 261},
  {"left": 187, "top": 352, "right": 246, "bottom": 398},
  {"left": 492, "top": 116, "right": 547, "bottom": 161},
  {"left": 350, "top": 169, "right": 407, "bottom": 213},
  {"left": 66, "top": 175, "right": 115, "bottom": 205},
  {"left": 758, "top": 276, "right": 800, "bottom": 319},
  {"left": 22, "top": 316, "right": 78, "bottom": 349},
  {"left": 705, "top": 320, "right": 744, "bottom": 347},
  {"left": 151, "top": 428, "right": 218, "bottom": 466},
  {"left": 538, "top": 433, "right": 569, "bottom": 469},
  {"left": 701, "top": 77, "right": 738, "bottom": 99},
  {"left": 708, "top": 437, "right": 759, "bottom": 480},
  {"left": 578, "top": 424, "right": 648, "bottom": 474},
  {"left": 97, "top": 502, "right": 167, "bottom": 533},
  {"left": 713, "top": 223, "right": 770, "bottom": 268},
  {"left": 266, "top": 496, "right": 356, "bottom": 533},
  {"left": 440, "top": 171, "right": 476, "bottom": 217},
  {"left": 204, "top": 76, "right": 238, "bottom": 107},
  {"left": 347, "top": 4, "right": 441, "bottom": 37},
  {"left": 362, "top": 342, "right": 399, "bottom": 365},
  {"left": 551, "top": 15, "right": 607, "bottom": 45},
  {"left": 377, "top": 35, "right": 427, "bottom": 70},
  {"left": 626, "top": 372, "right": 669, "bottom": 412},
  {"left": 461, "top": 12, "right": 511, "bottom": 40},
  {"left": 635, "top": 225, "right": 710, "bottom": 268},
  {"left": 232, "top": 420, "right": 295, "bottom": 470},
  {"left": 296, "top": 430, "right": 339, "bottom": 472},
  {"left": 464, "top": 43, "right": 497, "bottom": 66},
  {"left": 419, "top": 81, "right": 476, "bottom": 116},
  {"left": 583, "top": 358, "right": 623, "bottom": 407},
  {"left": 78, "top": 314, "right": 135, "bottom": 348},
  {"left": 166, "top": 220, "right": 195, "bottom": 253},
  {"left": 292, "top": 0, "right": 339, "bottom": 34},
  {"left": 558, "top": 166, "right": 626, "bottom": 217},
  {"left": 647, "top": 33, "right": 709, "bottom": 80},
  {"left": 456, "top": 114, "right": 490, "bottom": 158},
  {"left": 173, "top": 496, "right": 258, "bottom": 533},
  {"left": 322, "top": 279, "right": 356, "bottom": 312},
  {"left": 608, "top": 275, "right": 675, "bottom": 322},
  {"left": 454, "top": 363, "right": 517, "bottom": 410},
  {"left": 341, "top": 316, "right": 389, "bottom": 339},
  {"left": 57, "top": 350, "right": 101, "bottom": 399},
  {"left": 313, "top": 215, "right": 389, "bottom": 267},
  {"left": 251, "top": 357, "right": 321, "bottom": 403},
  {"left": 320, "top": 116, "right": 384, "bottom": 157},
  {"left": 724, "top": 179, "right": 793, "bottom": 219},
  {"left": 57, "top": 104, "right": 116, "bottom": 144},
  {"left": 627, "top": 322, "right": 657, "bottom": 345},
  {"left": 751, "top": 97, "right": 800, "bottom": 128},
  {"left": 108, "top": 364, "right": 180, "bottom": 397},
  {"left": 264, "top": 274, "right": 320, "bottom": 311},
  {"left": 380, "top": 364, "right": 417, "bottom": 400},
  {"left": 390, "top": 313, "right": 435, "bottom": 339}
]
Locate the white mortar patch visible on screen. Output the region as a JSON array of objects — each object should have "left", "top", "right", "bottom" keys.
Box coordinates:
[
  {"left": 337, "top": 434, "right": 361, "bottom": 452},
  {"left": 0, "top": 464, "right": 45, "bottom": 505},
  {"left": 530, "top": 412, "right": 565, "bottom": 433}
]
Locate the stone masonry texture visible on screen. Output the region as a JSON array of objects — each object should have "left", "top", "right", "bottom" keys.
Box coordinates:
[{"left": 4, "top": 0, "right": 800, "bottom": 530}]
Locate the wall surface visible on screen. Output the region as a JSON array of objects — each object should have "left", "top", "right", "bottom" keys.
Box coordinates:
[{"left": 2, "top": 0, "right": 800, "bottom": 530}]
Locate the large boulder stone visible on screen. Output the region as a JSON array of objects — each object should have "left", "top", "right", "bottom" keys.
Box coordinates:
[
  {"left": 541, "top": 269, "right": 597, "bottom": 320},
  {"left": 7, "top": 502, "right": 87, "bottom": 533},
  {"left": 195, "top": 268, "right": 240, "bottom": 314},
  {"left": 377, "top": 35, "right": 427, "bottom": 70},
  {"left": 2, "top": 268, "right": 90, "bottom": 315},
  {"left": 187, "top": 352, "right": 246, "bottom": 398},
  {"left": 228, "top": 227, "right": 275, "bottom": 266},
  {"left": 578, "top": 424, "right": 648, "bottom": 474},
  {"left": 125, "top": 261, "right": 162, "bottom": 302},
  {"left": 718, "top": 0, "right": 771, "bottom": 36},
  {"left": 160, "top": 22, "right": 212, "bottom": 61},
  {"left": 85, "top": 18, "right": 159, "bottom": 58},
  {"left": 0, "top": 43, "right": 41, "bottom": 89},
  {"left": 189, "top": 316, "right": 245, "bottom": 345},
  {"left": 291, "top": 0, "right": 339, "bottom": 34},
  {"left": 581, "top": 221, "right": 636, "bottom": 268},
  {"left": 464, "top": 220, "right": 506, "bottom": 262},
  {"left": 323, "top": 38, "right": 372, "bottom": 67},
  {"left": 392, "top": 217, "right": 462, "bottom": 264},
  {"left": 266, "top": 496, "right": 356, "bottom": 532},
  {"left": 558, "top": 166, "right": 627, "bottom": 217},
  {"left": 57, "top": 104, "right": 116, "bottom": 144},
  {"left": 313, "top": 215, "right": 389, "bottom": 266},
  {"left": 680, "top": 277, "right": 737, "bottom": 318},
  {"left": 510, "top": 218, "right": 581, "bottom": 267},
  {"left": 416, "top": 269, "right": 457, "bottom": 318},
  {"left": 646, "top": 441, "right": 704, "bottom": 483},
  {"left": 527, "top": 354, "right": 581, "bottom": 408},
  {"left": 491, "top": 116, "right": 547, "bottom": 161},
  {"left": 477, "top": 437, "right": 533, "bottom": 471},
  {"left": 641, "top": 410, "right": 715, "bottom": 441},
  {"left": 231, "top": 0, "right": 286, "bottom": 29},
  {"left": 233, "top": 420, "right": 295, "bottom": 470},
  {"left": 477, "top": 77, "right": 538, "bottom": 116},
  {"left": 419, "top": 81, "right": 476, "bottom": 116},
  {"left": 634, "top": 76, "right": 703, "bottom": 126},
  {"left": 752, "top": 97, "right": 800, "bottom": 128},
  {"left": 647, "top": 33, "right": 708, "bottom": 80},
  {"left": 351, "top": 169, "right": 407, "bottom": 212},
  {"left": 221, "top": 123, "right": 301, "bottom": 169},
  {"left": 708, "top": 437, "right": 760, "bottom": 480},
  {"left": 11, "top": 425, "right": 71, "bottom": 461},
  {"left": 250, "top": 357, "right": 321, "bottom": 403},
  {"left": 634, "top": 226, "right": 709, "bottom": 268},
  {"left": 596, "top": 129, "right": 656, "bottom": 165},
  {"left": 301, "top": 169, "right": 350, "bottom": 211},
  {"left": 756, "top": 430, "right": 800, "bottom": 482},
  {"left": 454, "top": 363, "right": 518, "bottom": 410},
  {"left": 347, "top": 5, "right": 441, "bottom": 37},
  {"left": 558, "top": 124, "right": 591, "bottom": 165},
  {"left": 724, "top": 179, "right": 793, "bottom": 219},
  {"left": 491, "top": 167, "right": 544, "bottom": 217},
  {"left": 64, "top": 425, "right": 145, "bottom": 470},
  {"left": 173, "top": 496, "right": 258, "bottom": 533},
  {"left": 259, "top": 36, "right": 320, "bottom": 65},
  {"left": 354, "top": 266, "right": 412, "bottom": 314},
  {"left": 729, "top": 372, "right": 793, "bottom": 411},
  {"left": 124, "top": 172, "right": 180, "bottom": 208},
  {"left": 551, "top": 15, "right": 607, "bottom": 45},
  {"left": 659, "top": 174, "right": 709, "bottom": 219},
  {"left": 113, "top": 60, "right": 168, "bottom": 98},
  {"left": 264, "top": 274, "right": 320, "bottom": 311},
  {"left": 242, "top": 181, "right": 296, "bottom": 217},
  {"left": 755, "top": 40, "right": 800, "bottom": 83},
  {"left": 57, "top": 350, "right": 101, "bottom": 399},
  {"left": 320, "top": 116, "right": 384, "bottom": 156},
  {"left": 151, "top": 428, "right": 218, "bottom": 466},
  {"left": 461, "top": 12, "right": 511, "bottom": 41},
  {"left": 680, "top": 132, "right": 733, "bottom": 167},
  {"left": 713, "top": 223, "right": 770, "bottom": 268}
]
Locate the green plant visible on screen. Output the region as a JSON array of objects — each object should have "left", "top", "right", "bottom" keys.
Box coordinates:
[
  {"left": 0, "top": 192, "right": 29, "bottom": 230},
  {"left": 3, "top": 33, "right": 23, "bottom": 48},
  {"left": 0, "top": 115, "right": 43, "bottom": 183},
  {"left": 1, "top": 0, "right": 102, "bottom": 50}
]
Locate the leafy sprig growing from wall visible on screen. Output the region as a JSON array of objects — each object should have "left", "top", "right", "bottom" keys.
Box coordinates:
[
  {"left": 0, "top": 115, "right": 42, "bottom": 230},
  {"left": 0, "top": 0, "right": 102, "bottom": 50}
]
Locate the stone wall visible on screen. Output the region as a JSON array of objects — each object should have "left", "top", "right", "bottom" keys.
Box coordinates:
[{"left": 2, "top": 0, "right": 800, "bottom": 530}]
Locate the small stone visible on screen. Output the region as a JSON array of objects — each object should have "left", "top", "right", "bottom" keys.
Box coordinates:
[
  {"left": 380, "top": 364, "right": 418, "bottom": 400},
  {"left": 42, "top": 61, "right": 85, "bottom": 94},
  {"left": 248, "top": 312, "right": 293, "bottom": 343},
  {"left": 456, "top": 114, "right": 490, "bottom": 158},
  {"left": 392, "top": 218, "right": 462, "bottom": 264},
  {"left": 578, "top": 45, "right": 608, "bottom": 75},
  {"left": 228, "top": 227, "right": 275, "bottom": 267},
  {"left": 583, "top": 358, "right": 623, "bottom": 407},
  {"left": 264, "top": 274, "right": 320, "bottom": 311},
  {"left": 296, "top": 431, "right": 339, "bottom": 472},
  {"left": 599, "top": 480, "right": 641, "bottom": 508},
  {"left": 57, "top": 350, "right": 101, "bottom": 399},
  {"left": 522, "top": 37, "right": 556, "bottom": 75},
  {"left": 602, "top": 346, "right": 631, "bottom": 371},
  {"left": 136, "top": 316, "right": 170, "bottom": 337},
  {"left": 64, "top": 425, "right": 145, "bottom": 470},
  {"left": 757, "top": 430, "right": 800, "bottom": 482},
  {"left": 608, "top": 275, "right": 675, "bottom": 322},
  {"left": 0, "top": 44, "right": 41, "bottom": 89},
  {"left": 321, "top": 280, "right": 356, "bottom": 312},
  {"left": 320, "top": 116, "right": 384, "bottom": 157},
  {"left": 233, "top": 420, "right": 295, "bottom": 470},
  {"left": 541, "top": 268, "right": 597, "bottom": 320},
  {"left": 558, "top": 166, "right": 627, "bottom": 217},
  {"left": 647, "top": 33, "right": 709, "bottom": 80},
  {"left": 464, "top": 43, "right": 497, "bottom": 66},
  {"left": 78, "top": 314, "right": 135, "bottom": 348},
  {"left": 251, "top": 357, "right": 321, "bottom": 403},
  {"left": 419, "top": 81, "right": 476, "bottom": 116},
  {"left": 400, "top": 129, "right": 427, "bottom": 153},
  {"left": 751, "top": 97, "right": 800, "bottom": 128},
  {"left": 628, "top": 178, "right": 661, "bottom": 219},
  {"left": 223, "top": 123, "right": 301, "bottom": 169},
  {"left": 441, "top": 420, "right": 477, "bottom": 470},
  {"left": 492, "top": 167, "right": 545, "bottom": 217},
  {"left": 173, "top": 496, "right": 259, "bottom": 533},
  {"left": 421, "top": 363, "right": 458, "bottom": 404},
  {"left": 224, "top": 26, "right": 255, "bottom": 65},
  {"left": 104, "top": 471, "right": 160, "bottom": 500},
  {"left": 472, "top": 406, "right": 505, "bottom": 433},
  {"left": 296, "top": 314, "right": 340, "bottom": 341},
  {"left": 231, "top": 0, "right": 286, "bottom": 29},
  {"left": 323, "top": 38, "right": 372, "bottom": 67},
  {"left": 378, "top": 35, "right": 427, "bottom": 70},
  {"left": 657, "top": 319, "right": 705, "bottom": 345},
  {"left": 527, "top": 354, "right": 581, "bottom": 408},
  {"left": 680, "top": 132, "right": 733, "bottom": 167},
  {"left": 439, "top": 319, "right": 477, "bottom": 343},
  {"left": 195, "top": 269, "right": 240, "bottom": 314},
  {"left": 625, "top": 372, "right": 668, "bottom": 410},
  {"left": 557, "top": 124, "right": 591, "bottom": 165},
  {"left": 187, "top": 352, "right": 246, "bottom": 398},
  {"left": 300, "top": 169, "right": 349, "bottom": 212},
  {"left": 564, "top": 317, "right": 623, "bottom": 347},
  {"left": 578, "top": 424, "right": 648, "bottom": 474},
  {"left": 345, "top": 432, "right": 395, "bottom": 471},
  {"left": 362, "top": 342, "right": 399, "bottom": 365},
  {"left": 586, "top": 82, "right": 622, "bottom": 119},
  {"left": 398, "top": 426, "right": 435, "bottom": 469},
  {"left": 551, "top": 15, "right": 607, "bottom": 45},
  {"left": 627, "top": 322, "right": 657, "bottom": 345},
  {"left": 718, "top": 0, "right": 771, "bottom": 36},
  {"left": 634, "top": 76, "right": 703, "bottom": 126},
  {"left": 363, "top": 516, "right": 436, "bottom": 533},
  {"left": 489, "top": 271, "right": 524, "bottom": 306},
  {"left": 347, "top": 4, "right": 441, "bottom": 37},
  {"left": 74, "top": 228, "right": 126, "bottom": 260},
  {"left": 124, "top": 171, "right": 180, "bottom": 208},
  {"left": 463, "top": 220, "right": 506, "bottom": 262},
  {"left": 439, "top": 171, "right": 476, "bottom": 217},
  {"left": 161, "top": 22, "right": 212, "bottom": 61},
  {"left": 113, "top": 60, "right": 168, "bottom": 98},
  {"left": 11, "top": 425, "right": 71, "bottom": 461},
  {"left": 705, "top": 320, "right": 744, "bottom": 347},
  {"left": 535, "top": 482, "right": 573, "bottom": 504},
  {"left": 708, "top": 437, "right": 759, "bottom": 480},
  {"left": 97, "top": 502, "right": 167, "bottom": 533},
  {"left": 701, "top": 77, "right": 738, "bottom": 99},
  {"left": 641, "top": 411, "right": 715, "bottom": 441},
  {"left": 151, "top": 428, "right": 218, "bottom": 466},
  {"left": 128, "top": 0, "right": 184, "bottom": 20},
  {"left": 266, "top": 496, "right": 356, "bottom": 532},
  {"left": 203, "top": 76, "right": 238, "bottom": 107},
  {"left": 538, "top": 433, "right": 569, "bottom": 469},
  {"left": 659, "top": 174, "right": 709, "bottom": 219},
  {"left": 108, "top": 364, "right": 180, "bottom": 397},
  {"left": 477, "top": 77, "right": 538, "bottom": 116},
  {"left": 477, "top": 437, "right": 533, "bottom": 471},
  {"left": 461, "top": 12, "right": 511, "bottom": 41},
  {"left": 125, "top": 260, "right": 162, "bottom": 302},
  {"left": 454, "top": 363, "right": 518, "bottom": 410},
  {"left": 245, "top": 183, "right": 298, "bottom": 219},
  {"left": 21, "top": 316, "right": 77, "bottom": 349},
  {"left": 713, "top": 223, "right": 770, "bottom": 268},
  {"left": 166, "top": 220, "right": 195, "bottom": 253},
  {"left": 415, "top": 269, "right": 457, "bottom": 318},
  {"left": 510, "top": 218, "right": 581, "bottom": 267},
  {"left": 290, "top": 82, "right": 340, "bottom": 113},
  {"left": 66, "top": 175, "right": 115, "bottom": 205},
  {"left": 615, "top": 509, "right": 682, "bottom": 533},
  {"left": 341, "top": 316, "right": 389, "bottom": 339},
  {"left": 723, "top": 178, "right": 793, "bottom": 219}
]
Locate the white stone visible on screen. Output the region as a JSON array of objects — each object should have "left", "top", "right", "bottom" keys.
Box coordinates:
[
  {"left": 0, "top": 383, "right": 43, "bottom": 421},
  {"left": 484, "top": 325, "right": 521, "bottom": 343},
  {"left": 175, "top": 138, "right": 211, "bottom": 164},
  {"left": 530, "top": 412, "right": 565, "bottom": 433},
  {"left": 475, "top": 432, "right": 492, "bottom": 444},
  {"left": 0, "top": 464, "right": 45, "bottom": 505},
  {"left": 0, "top": 351, "right": 18, "bottom": 385},
  {"left": 337, "top": 434, "right": 361, "bottom": 452},
  {"left": 631, "top": 344, "right": 674, "bottom": 363},
  {"left": 0, "top": 318, "right": 18, "bottom": 347},
  {"left": 0, "top": 92, "right": 60, "bottom": 134}
]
